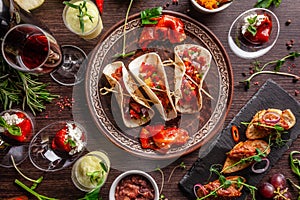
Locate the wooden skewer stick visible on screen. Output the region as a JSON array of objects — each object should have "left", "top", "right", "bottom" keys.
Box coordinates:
[
  {"left": 99, "top": 87, "right": 159, "bottom": 104},
  {"left": 162, "top": 59, "right": 214, "bottom": 100}
]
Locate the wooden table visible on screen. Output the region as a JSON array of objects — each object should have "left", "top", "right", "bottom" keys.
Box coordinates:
[{"left": 1, "top": 0, "right": 300, "bottom": 199}]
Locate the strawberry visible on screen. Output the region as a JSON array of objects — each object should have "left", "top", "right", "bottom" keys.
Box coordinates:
[{"left": 51, "top": 126, "right": 72, "bottom": 153}]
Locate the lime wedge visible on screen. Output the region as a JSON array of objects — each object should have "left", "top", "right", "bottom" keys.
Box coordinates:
[{"left": 14, "top": 0, "right": 45, "bottom": 12}]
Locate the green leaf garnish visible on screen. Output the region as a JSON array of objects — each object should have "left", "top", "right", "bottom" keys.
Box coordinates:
[
  {"left": 141, "top": 7, "right": 163, "bottom": 25},
  {"left": 100, "top": 161, "right": 108, "bottom": 173},
  {"left": 65, "top": 138, "right": 76, "bottom": 147},
  {"left": 240, "top": 52, "right": 300, "bottom": 90},
  {"left": 0, "top": 116, "right": 21, "bottom": 136},
  {"left": 254, "top": 0, "right": 282, "bottom": 8},
  {"left": 63, "top": 0, "right": 94, "bottom": 33},
  {"left": 247, "top": 16, "right": 258, "bottom": 36},
  {"left": 78, "top": 186, "right": 103, "bottom": 200}
]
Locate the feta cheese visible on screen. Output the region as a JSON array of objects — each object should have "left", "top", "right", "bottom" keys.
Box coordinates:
[
  {"left": 241, "top": 14, "right": 268, "bottom": 35},
  {"left": 2, "top": 112, "right": 24, "bottom": 125},
  {"left": 65, "top": 122, "right": 85, "bottom": 155}
]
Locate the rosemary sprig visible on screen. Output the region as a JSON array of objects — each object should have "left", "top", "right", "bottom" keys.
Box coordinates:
[
  {"left": 63, "top": 0, "right": 94, "bottom": 33},
  {"left": 240, "top": 51, "right": 300, "bottom": 90},
  {"left": 0, "top": 54, "right": 59, "bottom": 115}
]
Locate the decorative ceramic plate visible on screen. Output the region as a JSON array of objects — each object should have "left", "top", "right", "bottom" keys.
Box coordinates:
[
  {"left": 85, "top": 10, "right": 233, "bottom": 159},
  {"left": 179, "top": 79, "right": 300, "bottom": 199}
]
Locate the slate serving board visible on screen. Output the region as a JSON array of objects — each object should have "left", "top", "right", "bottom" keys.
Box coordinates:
[{"left": 179, "top": 79, "right": 300, "bottom": 199}]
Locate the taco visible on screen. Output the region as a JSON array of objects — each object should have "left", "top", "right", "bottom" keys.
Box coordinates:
[
  {"left": 174, "top": 44, "right": 212, "bottom": 113},
  {"left": 103, "top": 61, "right": 154, "bottom": 128},
  {"left": 128, "top": 52, "right": 177, "bottom": 121}
]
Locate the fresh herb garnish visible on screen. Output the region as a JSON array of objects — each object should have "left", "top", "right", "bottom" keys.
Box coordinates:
[
  {"left": 289, "top": 151, "right": 300, "bottom": 180},
  {"left": 221, "top": 147, "right": 269, "bottom": 174},
  {"left": 78, "top": 186, "right": 103, "bottom": 200},
  {"left": 254, "top": 0, "right": 282, "bottom": 8},
  {"left": 0, "top": 116, "right": 21, "bottom": 136},
  {"left": 156, "top": 161, "right": 187, "bottom": 200},
  {"left": 167, "top": 162, "right": 186, "bottom": 182},
  {"left": 63, "top": 0, "right": 94, "bottom": 33},
  {"left": 240, "top": 52, "right": 300, "bottom": 90},
  {"left": 0, "top": 55, "right": 59, "bottom": 115},
  {"left": 196, "top": 164, "right": 257, "bottom": 200},
  {"left": 155, "top": 167, "right": 166, "bottom": 200},
  {"left": 86, "top": 161, "right": 108, "bottom": 185},
  {"left": 11, "top": 155, "right": 44, "bottom": 189},
  {"left": 65, "top": 138, "right": 76, "bottom": 147},
  {"left": 141, "top": 7, "right": 163, "bottom": 25},
  {"left": 247, "top": 15, "right": 258, "bottom": 36},
  {"left": 87, "top": 171, "right": 104, "bottom": 185},
  {"left": 15, "top": 179, "right": 58, "bottom": 200}
]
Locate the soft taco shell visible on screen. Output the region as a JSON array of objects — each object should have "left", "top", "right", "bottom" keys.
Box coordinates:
[
  {"left": 173, "top": 44, "right": 212, "bottom": 113},
  {"left": 128, "top": 52, "right": 177, "bottom": 121},
  {"left": 103, "top": 61, "right": 154, "bottom": 128}
]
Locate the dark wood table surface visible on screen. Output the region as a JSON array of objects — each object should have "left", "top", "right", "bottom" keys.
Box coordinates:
[{"left": 1, "top": 0, "right": 300, "bottom": 199}]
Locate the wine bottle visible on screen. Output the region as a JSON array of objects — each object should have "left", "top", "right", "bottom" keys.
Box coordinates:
[{"left": 0, "top": 0, "right": 51, "bottom": 38}]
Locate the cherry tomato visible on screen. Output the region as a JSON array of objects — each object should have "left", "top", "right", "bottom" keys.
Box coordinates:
[{"left": 95, "top": 0, "right": 103, "bottom": 14}]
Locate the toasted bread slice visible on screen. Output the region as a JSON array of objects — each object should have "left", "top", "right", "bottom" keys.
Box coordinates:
[
  {"left": 246, "top": 109, "right": 296, "bottom": 140},
  {"left": 222, "top": 140, "right": 270, "bottom": 174}
]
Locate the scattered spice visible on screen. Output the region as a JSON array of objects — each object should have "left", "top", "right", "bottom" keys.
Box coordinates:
[
  {"left": 55, "top": 96, "right": 74, "bottom": 112},
  {"left": 285, "top": 19, "right": 292, "bottom": 26}
]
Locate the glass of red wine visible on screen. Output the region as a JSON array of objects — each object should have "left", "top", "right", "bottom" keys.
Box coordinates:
[{"left": 1, "top": 24, "right": 87, "bottom": 86}]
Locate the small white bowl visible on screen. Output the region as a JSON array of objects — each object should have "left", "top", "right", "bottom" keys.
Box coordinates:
[
  {"left": 109, "top": 170, "right": 159, "bottom": 200},
  {"left": 228, "top": 8, "right": 280, "bottom": 59},
  {"left": 190, "top": 0, "right": 232, "bottom": 14}
]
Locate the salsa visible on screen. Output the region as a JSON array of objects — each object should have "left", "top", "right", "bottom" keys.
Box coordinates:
[
  {"left": 115, "top": 174, "right": 155, "bottom": 200},
  {"left": 111, "top": 66, "right": 150, "bottom": 121},
  {"left": 242, "top": 13, "right": 272, "bottom": 44},
  {"left": 178, "top": 77, "right": 199, "bottom": 111},
  {"left": 139, "top": 62, "right": 173, "bottom": 113}
]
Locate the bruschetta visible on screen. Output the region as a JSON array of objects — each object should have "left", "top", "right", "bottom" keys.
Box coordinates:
[
  {"left": 222, "top": 139, "right": 270, "bottom": 174},
  {"left": 246, "top": 108, "right": 296, "bottom": 140}
]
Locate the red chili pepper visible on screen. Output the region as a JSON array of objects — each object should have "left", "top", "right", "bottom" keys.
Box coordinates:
[
  {"left": 231, "top": 125, "right": 240, "bottom": 143},
  {"left": 5, "top": 196, "right": 28, "bottom": 200},
  {"left": 95, "top": 0, "right": 103, "bottom": 14}
]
